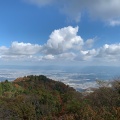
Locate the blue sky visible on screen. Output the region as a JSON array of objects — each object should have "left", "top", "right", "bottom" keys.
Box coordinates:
[{"left": 0, "top": 0, "right": 120, "bottom": 66}]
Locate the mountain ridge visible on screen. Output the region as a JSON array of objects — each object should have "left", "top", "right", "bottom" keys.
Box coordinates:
[{"left": 0, "top": 75, "right": 120, "bottom": 119}]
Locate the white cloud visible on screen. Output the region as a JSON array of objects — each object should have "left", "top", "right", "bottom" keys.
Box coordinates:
[
  {"left": 42, "top": 54, "right": 55, "bottom": 60},
  {"left": 1, "top": 55, "right": 27, "bottom": 60},
  {"left": 8, "top": 41, "right": 42, "bottom": 55},
  {"left": 1, "top": 26, "right": 120, "bottom": 65},
  {"left": 75, "top": 49, "right": 96, "bottom": 61},
  {"left": 0, "top": 46, "right": 8, "bottom": 54},
  {"left": 0, "top": 42, "right": 42, "bottom": 62},
  {"left": 43, "top": 26, "right": 84, "bottom": 54},
  {"left": 74, "top": 43, "right": 120, "bottom": 63},
  {"left": 96, "top": 44, "right": 120, "bottom": 61},
  {"left": 109, "top": 20, "right": 120, "bottom": 26},
  {"left": 1, "top": 26, "right": 85, "bottom": 62},
  {"left": 24, "top": 0, "right": 120, "bottom": 25},
  {"left": 0, "top": 26, "right": 95, "bottom": 63},
  {"left": 58, "top": 52, "right": 76, "bottom": 60}
]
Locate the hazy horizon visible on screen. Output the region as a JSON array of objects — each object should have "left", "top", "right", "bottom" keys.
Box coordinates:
[{"left": 0, "top": 65, "right": 120, "bottom": 91}]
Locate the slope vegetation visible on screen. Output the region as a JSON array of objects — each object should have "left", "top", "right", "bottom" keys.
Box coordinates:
[{"left": 0, "top": 75, "right": 120, "bottom": 120}]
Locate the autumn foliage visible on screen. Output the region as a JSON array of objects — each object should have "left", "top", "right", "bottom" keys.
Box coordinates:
[{"left": 0, "top": 75, "right": 120, "bottom": 120}]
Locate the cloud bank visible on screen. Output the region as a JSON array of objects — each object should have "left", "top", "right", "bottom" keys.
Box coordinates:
[
  {"left": 24, "top": 0, "right": 120, "bottom": 25},
  {"left": 0, "top": 26, "right": 120, "bottom": 65}
]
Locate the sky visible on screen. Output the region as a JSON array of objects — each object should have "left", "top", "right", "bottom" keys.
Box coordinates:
[{"left": 0, "top": 0, "right": 120, "bottom": 66}]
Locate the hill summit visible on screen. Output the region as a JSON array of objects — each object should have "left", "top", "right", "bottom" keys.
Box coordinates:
[{"left": 0, "top": 75, "right": 120, "bottom": 119}]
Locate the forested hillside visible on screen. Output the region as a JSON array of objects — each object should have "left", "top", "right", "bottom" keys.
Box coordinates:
[{"left": 0, "top": 75, "right": 120, "bottom": 120}]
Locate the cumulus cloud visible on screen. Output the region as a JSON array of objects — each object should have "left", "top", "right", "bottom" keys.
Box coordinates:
[
  {"left": 0, "top": 42, "right": 42, "bottom": 61},
  {"left": 96, "top": 44, "right": 120, "bottom": 61},
  {"left": 73, "top": 43, "right": 120, "bottom": 62},
  {"left": 8, "top": 42, "right": 42, "bottom": 55},
  {"left": 1, "top": 26, "right": 120, "bottom": 65},
  {"left": 0, "top": 26, "right": 94, "bottom": 62},
  {"left": 75, "top": 49, "right": 96, "bottom": 61},
  {"left": 43, "top": 26, "right": 84, "bottom": 54},
  {"left": 24, "top": 0, "right": 120, "bottom": 25}
]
